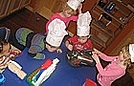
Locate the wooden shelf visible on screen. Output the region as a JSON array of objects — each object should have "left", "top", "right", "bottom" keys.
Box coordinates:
[
  {"left": 92, "top": 8, "right": 120, "bottom": 29},
  {"left": 114, "top": 0, "right": 134, "bottom": 12},
  {"left": 91, "top": 34, "right": 106, "bottom": 48},
  {"left": 91, "top": 19, "right": 113, "bottom": 37},
  {"left": 95, "top": 5, "right": 124, "bottom": 24},
  {"left": 90, "top": 0, "right": 134, "bottom": 50}
]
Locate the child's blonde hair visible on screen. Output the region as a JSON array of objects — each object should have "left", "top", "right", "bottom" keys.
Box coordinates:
[
  {"left": 60, "top": 2, "right": 77, "bottom": 15},
  {"left": 121, "top": 45, "right": 131, "bottom": 68}
]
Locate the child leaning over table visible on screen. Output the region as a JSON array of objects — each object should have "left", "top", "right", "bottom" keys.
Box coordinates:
[
  {"left": 0, "top": 39, "right": 27, "bottom": 80},
  {"left": 90, "top": 44, "right": 134, "bottom": 86},
  {"left": 45, "top": 0, "right": 84, "bottom": 34},
  {"left": 65, "top": 11, "right": 95, "bottom": 67},
  {"left": 65, "top": 11, "right": 93, "bottom": 52},
  {"left": 15, "top": 19, "right": 68, "bottom": 60}
]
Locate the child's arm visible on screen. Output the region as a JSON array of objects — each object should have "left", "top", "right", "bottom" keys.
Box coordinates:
[
  {"left": 93, "top": 48, "right": 117, "bottom": 61},
  {"left": 99, "top": 53, "right": 118, "bottom": 61},
  {"left": 78, "top": 3, "right": 82, "bottom": 14},
  {"left": 92, "top": 53, "right": 124, "bottom": 76},
  {"left": 56, "top": 48, "right": 62, "bottom": 53},
  {"left": 65, "top": 40, "right": 73, "bottom": 51},
  {"left": 96, "top": 63, "right": 125, "bottom": 76},
  {"left": 69, "top": 3, "right": 83, "bottom": 22}
]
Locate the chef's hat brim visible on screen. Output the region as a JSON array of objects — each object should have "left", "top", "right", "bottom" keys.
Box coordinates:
[
  {"left": 129, "top": 44, "right": 134, "bottom": 62},
  {"left": 77, "top": 26, "right": 90, "bottom": 36},
  {"left": 67, "top": 0, "right": 84, "bottom": 11}
]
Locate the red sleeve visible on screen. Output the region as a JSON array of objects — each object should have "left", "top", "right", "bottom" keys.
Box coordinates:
[
  {"left": 86, "top": 40, "right": 93, "bottom": 49},
  {"left": 68, "top": 36, "right": 78, "bottom": 44}
]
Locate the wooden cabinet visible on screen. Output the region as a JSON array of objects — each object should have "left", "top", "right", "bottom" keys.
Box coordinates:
[
  {"left": 90, "top": 0, "right": 134, "bottom": 50},
  {"left": 104, "top": 17, "right": 134, "bottom": 54},
  {"left": 110, "top": 29, "right": 134, "bottom": 55},
  {"left": 0, "top": 0, "right": 31, "bottom": 19}
]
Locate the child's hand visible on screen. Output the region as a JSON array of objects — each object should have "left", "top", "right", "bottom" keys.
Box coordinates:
[
  {"left": 92, "top": 53, "right": 100, "bottom": 63},
  {"left": 67, "top": 44, "right": 73, "bottom": 51},
  {"left": 78, "top": 3, "right": 82, "bottom": 14},
  {"left": 10, "top": 50, "right": 21, "bottom": 55},
  {"left": 88, "top": 35, "right": 91, "bottom": 39},
  {"left": 93, "top": 48, "right": 101, "bottom": 55},
  {"left": 57, "top": 48, "right": 62, "bottom": 53}
]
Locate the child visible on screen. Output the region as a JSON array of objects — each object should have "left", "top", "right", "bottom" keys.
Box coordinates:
[
  {"left": 0, "top": 27, "right": 21, "bottom": 60},
  {"left": 15, "top": 19, "right": 68, "bottom": 59},
  {"left": 92, "top": 44, "right": 134, "bottom": 86},
  {"left": 65, "top": 11, "right": 92, "bottom": 52},
  {"left": 0, "top": 39, "right": 26, "bottom": 80},
  {"left": 45, "top": 0, "right": 84, "bottom": 34},
  {"left": 65, "top": 11, "right": 95, "bottom": 67}
]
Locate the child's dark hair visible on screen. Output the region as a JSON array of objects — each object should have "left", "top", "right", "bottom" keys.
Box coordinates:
[
  {"left": 46, "top": 42, "right": 59, "bottom": 49},
  {"left": 0, "top": 39, "right": 4, "bottom": 53},
  {"left": 0, "top": 41, "right": 3, "bottom": 53},
  {"left": 0, "top": 39, "right": 8, "bottom": 53}
]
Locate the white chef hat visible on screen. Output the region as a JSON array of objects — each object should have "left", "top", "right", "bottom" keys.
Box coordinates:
[
  {"left": 129, "top": 44, "right": 134, "bottom": 62},
  {"left": 77, "top": 11, "right": 92, "bottom": 36},
  {"left": 46, "top": 18, "right": 68, "bottom": 47},
  {"left": 67, "top": 0, "right": 85, "bottom": 11}
]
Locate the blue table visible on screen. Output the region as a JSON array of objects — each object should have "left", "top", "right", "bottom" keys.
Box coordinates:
[{"left": 3, "top": 43, "right": 96, "bottom": 86}]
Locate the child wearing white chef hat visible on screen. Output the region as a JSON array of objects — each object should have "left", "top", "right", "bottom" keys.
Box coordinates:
[
  {"left": 46, "top": 0, "right": 85, "bottom": 34},
  {"left": 46, "top": 19, "right": 68, "bottom": 52},
  {"left": 87, "top": 44, "right": 134, "bottom": 86},
  {"left": 67, "top": 0, "right": 84, "bottom": 11},
  {"left": 65, "top": 11, "right": 93, "bottom": 52},
  {"left": 15, "top": 19, "right": 68, "bottom": 59}
]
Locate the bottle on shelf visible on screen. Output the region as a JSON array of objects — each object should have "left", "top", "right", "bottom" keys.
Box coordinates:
[
  {"left": 98, "top": 0, "right": 108, "bottom": 8},
  {"left": 104, "top": 1, "right": 116, "bottom": 13},
  {"left": 96, "top": 13, "right": 112, "bottom": 29}
]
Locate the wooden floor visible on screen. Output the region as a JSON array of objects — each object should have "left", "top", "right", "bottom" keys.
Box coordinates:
[
  {"left": 0, "top": 8, "right": 134, "bottom": 86},
  {"left": 0, "top": 8, "right": 48, "bottom": 33},
  {"left": 0, "top": 8, "right": 48, "bottom": 50}
]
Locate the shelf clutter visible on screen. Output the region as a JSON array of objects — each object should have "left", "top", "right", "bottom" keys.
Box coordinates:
[{"left": 90, "top": 0, "right": 134, "bottom": 50}]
